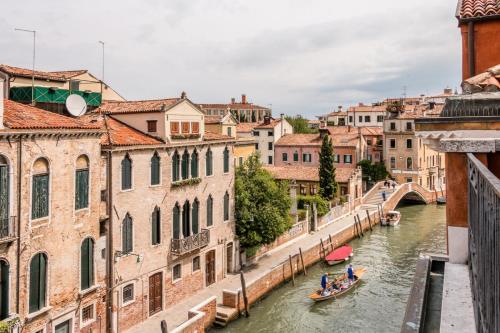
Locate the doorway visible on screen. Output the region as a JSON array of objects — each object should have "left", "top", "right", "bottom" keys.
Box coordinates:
[
  {"left": 226, "top": 243, "right": 233, "bottom": 274},
  {"left": 149, "top": 272, "right": 162, "bottom": 316},
  {"left": 205, "top": 250, "right": 216, "bottom": 286},
  {"left": 0, "top": 260, "right": 8, "bottom": 320},
  {"left": 55, "top": 320, "right": 71, "bottom": 333}
]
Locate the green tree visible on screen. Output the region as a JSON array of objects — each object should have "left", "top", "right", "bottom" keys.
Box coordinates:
[
  {"left": 357, "top": 159, "right": 389, "bottom": 187},
  {"left": 319, "top": 135, "right": 337, "bottom": 200},
  {"left": 235, "top": 154, "right": 292, "bottom": 248},
  {"left": 285, "top": 115, "right": 318, "bottom": 134}
]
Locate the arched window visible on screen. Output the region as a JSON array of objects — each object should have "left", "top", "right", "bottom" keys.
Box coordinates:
[
  {"left": 223, "top": 147, "right": 230, "bottom": 173},
  {"left": 182, "top": 201, "right": 190, "bottom": 238},
  {"left": 172, "top": 150, "right": 180, "bottom": 182},
  {"left": 191, "top": 150, "right": 199, "bottom": 178},
  {"left": 0, "top": 259, "right": 9, "bottom": 320},
  {"left": 122, "top": 214, "right": 133, "bottom": 254},
  {"left": 32, "top": 158, "right": 49, "bottom": 219},
  {"left": 206, "top": 195, "right": 213, "bottom": 227},
  {"left": 152, "top": 207, "right": 161, "bottom": 245},
  {"left": 407, "top": 157, "right": 413, "bottom": 170},
  {"left": 173, "top": 203, "right": 180, "bottom": 239},
  {"left": 223, "top": 191, "right": 229, "bottom": 221},
  {"left": 192, "top": 199, "right": 199, "bottom": 234},
  {"left": 75, "top": 155, "right": 89, "bottom": 210},
  {"left": 151, "top": 152, "right": 160, "bottom": 185},
  {"left": 181, "top": 149, "right": 189, "bottom": 180},
  {"left": 0, "top": 156, "right": 9, "bottom": 232},
  {"left": 81, "top": 238, "right": 95, "bottom": 290},
  {"left": 29, "top": 253, "right": 47, "bottom": 313},
  {"left": 121, "top": 154, "right": 132, "bottom": 190},
  {"left": 206, "top": 148, "right": 213, "bottom": 176}
]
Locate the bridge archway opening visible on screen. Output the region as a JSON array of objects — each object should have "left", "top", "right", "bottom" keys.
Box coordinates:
[{"left": 398, "top": 190, "right": 428, "bottom": 206}]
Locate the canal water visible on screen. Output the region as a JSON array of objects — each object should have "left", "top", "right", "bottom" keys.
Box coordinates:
[{"left": 214, "top": 203, "right": 446, "bottom": 333}]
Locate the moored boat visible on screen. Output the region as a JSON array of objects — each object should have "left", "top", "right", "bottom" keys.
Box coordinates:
[
  {"left": 436, "top": 197, "right": 446, "bottom": 204},
  {"left": 325, "top": 244, "right": 353, "bottom": 266},
  {"left": 308, "top": 268, "right": 367, "bottom": 302},
  {"left": 380, "top": 210, "right": 401, "bottom": 226}
]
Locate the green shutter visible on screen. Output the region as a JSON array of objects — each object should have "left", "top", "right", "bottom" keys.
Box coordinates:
[
  {"left": 181, "top": 150, "right": 189, "bottom": 180},
  {"left": 172, "top": 152, "right": 179, "bottom": 182},
  {"left": 32, "top": 174, "right": 49, "bottom": 219},
  {"left": 224, "top": 192, "right": 229, "bottom": 221},
  {"left": 151, "top": 154, "right": 160, "bottom": 185},
  {"left": 0, "top": 261, "right": 9, "bottom": 320},
  {"left": 192, "top": 200, "right": 199, "bottom": 234},
  {"left": 89, "top": 239, "right": 94, "bottom": 287},
  {"left": 75, "top": 169, "right": 89, "bottom": 210},
  {"left": 122, "top": 215, "right": 132, "bottom": 253},
  {"left": 152, "top": 208, "right": 160, "bottom": 245},
  {"left": 173, "top": 205, "right": 180, "bottom": 239},
  {"left": 206, "top": 196, "right": 213, "bottom": 227},
  {"left": 206, "top": 149, "right": 212, "bottom": 176},
  {"left": 182, "top": 201, "right": 190, "bottom": 237},
  {"left": 122, "top": 156, "right": 132, "bottom": 190},
  {"left": 39, "top": 254, "right": 46, "bottom": 309},
  {"left": 191, "top": 151, "right": 198, "bottom": 178},
  {"left": 0, "top": 166, "right": 9, "bottom": 224},
  {"left": 223, "top": 148, "right": 229, "bottom": 173},
  {"left": 81, "top": 239, "right": 89, "bottom": 290},
  {"left": 29, "top": 255, "right": 40, "bottom": 313}
]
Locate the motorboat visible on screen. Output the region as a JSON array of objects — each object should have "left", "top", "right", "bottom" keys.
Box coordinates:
[
  {"left": 380, "top": 210, "right": 401, "bottom": 226},
  {"left": 325, "top": 244, "right": 353, "bottom": 266}
]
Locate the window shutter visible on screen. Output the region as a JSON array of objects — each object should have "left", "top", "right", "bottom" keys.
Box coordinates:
[
  {"left": 170, "top": 122, "right": 179, "bottom": 134},
  {"left": 151, "top": 154, "right": 160, "bottom": 185},
  {"left": 207, "top": 196, "right": 213, "bottom": 227},
  {"left": 224, "top": 192, "right": 229, "bottom": 221},
  {"left": 192, "top": 122, "right": 199, "bottom": 134},
  {"left": 76, "top": 169, "right": 89, "bottom": 209},
  {"left": 127, "top": 218, "right": 133, "bottom": 253},
  {"left": 29, "top": 255, "right": 40, "bottom": 313},
  {"left": 172, "top": 152, "right": 179, "bottom": 182},
  {"left": 223, "top": 148, "right": 229, "bottom": 173},
  {"left": 81, "top": 239, "right": 89, "bottom": 290},
  {"left": 173, "top": 205, "right": 180, "bottom": 239},
  {"left": 39, "top": 254, "right": 46, "bottom": 309},
  {"left": 32, "top": 174, "right": 49, "bottom": 219},
  {"left": 192, "top": 201, "right": 199, "bottom": 234},
  {"left": 0, "top": 166, "right": 9, "bottom": 222},
  {"left": 191, "top": 151, "right": 198, "bottom": 178},
  {"left": 122, "top": 156, "right": 132, "bottom": 190},
  {"left": 182, "top": 202, "right": 190, "bottom": 238},
  {"left": 89, "top": 240, "right": 94, "bottom": 287},
  {"left": 206, "top": 149, "right": 213, "bottom": 176},
  {"left": 182, "top": 122, "right": 190, "bottom": 134},
  {"left": 181, "top": 151, "right": 189, "bottom": 180}
]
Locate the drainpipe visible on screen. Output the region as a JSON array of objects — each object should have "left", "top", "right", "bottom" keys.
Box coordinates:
[
  {"left": 106, "top": 151, "right": 114, "bottom": 333},
  {"left": 16, "top": 137, "right": 22, "bottom": 314},
  {"left": 467, "top": 21, "right": 475, "bottom": 77}
]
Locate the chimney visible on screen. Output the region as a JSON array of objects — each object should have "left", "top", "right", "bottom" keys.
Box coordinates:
[
  {"left": 263, "top": 115, "right": 271, "bottom": 125},
  {"left": 0, "top": 79, "right": 4, "bottom": 130},
  {"left": 231, "top": 97, "right": 235, "bottom": 104},
  {"left": 280, "top": 113, "right": 284, "bottom": 136},
  {"left": 241, "top": 94, "right": 247, "bottom": 104},
  {"left": 337, "top": 105, "right": 342, "bottom": 112},
  {"left": 443, "top": 87, "right": 453, "bottom": 95},
  {"left": 180, "top": 91, "right": 187, "bottom": 99},
  {"left": 358, "top": 102, "right": 364, "bottom": 107}
]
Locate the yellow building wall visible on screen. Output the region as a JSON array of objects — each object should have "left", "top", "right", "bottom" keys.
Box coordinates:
[{"left": 234, "top": 143, "right": 255, "bottom": 166}]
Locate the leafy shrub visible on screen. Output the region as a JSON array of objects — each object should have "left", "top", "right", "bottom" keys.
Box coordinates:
[{"left": 297, "top": 195, "right": 329, "bottom": 217}]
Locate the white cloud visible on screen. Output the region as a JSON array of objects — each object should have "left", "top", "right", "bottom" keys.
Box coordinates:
[{"left": 0, "top": 0, "right": 461, "bottom": 117}]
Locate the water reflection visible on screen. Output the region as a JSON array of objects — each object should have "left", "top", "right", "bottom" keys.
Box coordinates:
[{"left": 213, "top": 204, "right": 446, "bottom": 333}]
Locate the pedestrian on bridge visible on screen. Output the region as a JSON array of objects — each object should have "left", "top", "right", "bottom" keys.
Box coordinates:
[{"left": 381, "top": 191, "right": 387, "bottom": 201}]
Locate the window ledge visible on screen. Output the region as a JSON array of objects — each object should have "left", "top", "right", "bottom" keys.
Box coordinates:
[
  {"left": 120, "top": 188, "right": 134, "bottom": 193},
  {"left": 121, "top": 299, "right": 135, "bottom": 308},
  {"left": 149, "top": 184, "right": 162, "bottom": 188},
  {"left": 79, "top": 285, "right": 100, "bottom": 297},
  {"left": 26, "top": 306, "right": 52, "bottom": 320}
]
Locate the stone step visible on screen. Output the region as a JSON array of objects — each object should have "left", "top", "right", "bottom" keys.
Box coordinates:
[{"left": 214, "top": 317, "right": 228, "bottom": 327}]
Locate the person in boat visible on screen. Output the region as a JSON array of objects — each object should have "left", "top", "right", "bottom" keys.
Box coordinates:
[
  {"left": 347, "top": 264, "right": 355, "bottom": 284},
  {"left": 321, "top": 273, "right": 329, "bottom": 295}
]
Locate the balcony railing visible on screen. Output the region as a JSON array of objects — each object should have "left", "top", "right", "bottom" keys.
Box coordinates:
[
  {"left": 467, "top": 153, "right": 500, "bottom": 333},
  {"left": 171, "top": 229, "right": 209, "bottom": 256},
  {"left": 0, "top": 216, "right": 17, "bottom": 242}
]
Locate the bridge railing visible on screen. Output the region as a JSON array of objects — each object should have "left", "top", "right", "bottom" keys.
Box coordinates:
[{"left": 467, "top": 153, "right": 500, "bottom": 333}]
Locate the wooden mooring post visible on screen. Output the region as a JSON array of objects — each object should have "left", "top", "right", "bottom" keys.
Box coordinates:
[
  {"left": 289, "top": 255, "right": 295, "bottom": 286},
  {"left": 356, "top": 214, "right": 364, "bottom": 237},
  {"left": 366, "top": 210, "right": 373, "bottom": 230},
  {"left": 240, "top": 271, "right": 250, "bottom": 317},
  {"left": 320, "top": 238, "right": 326, "bottom": 259},
  {"left": 299, "top": 248, "right": 307, "bottom": 276},
  {"left": 328, "top": 234, "right": 334, "bottom": 251}
]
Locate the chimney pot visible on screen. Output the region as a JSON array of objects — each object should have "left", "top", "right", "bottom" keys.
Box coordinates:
[
  {"left": 231, "top": 97, "right": 235, "bottom": 104},
  {"left": 241, "top": 94, "right": 247, "bottom": 104},
  {"left": 263, "top": 115, "right": 271, "bottom": 125},
  {"left": 180, "top": 91, "right": 187, "bottom": 99}
]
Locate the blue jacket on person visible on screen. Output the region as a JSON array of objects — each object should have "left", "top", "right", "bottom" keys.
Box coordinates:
[
  {"left": 321, "top": 274, "right": 328, "bottom": 289},
  {"left": 347, "top": 267, "right": 354, "bottom": 280}
]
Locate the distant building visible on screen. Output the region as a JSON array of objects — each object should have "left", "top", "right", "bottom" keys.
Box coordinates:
[
  {"left": 199, "top": 94, "right": 272, "bottom": 123},
  {"left": 0, "top": 64, "right": 124, "bottom": 114},
  {"left": 253, "top": 116, "right": 293, "bottom": 165},
  {"left": 383, "top": 103, "right": 446, "bottom": 189}
]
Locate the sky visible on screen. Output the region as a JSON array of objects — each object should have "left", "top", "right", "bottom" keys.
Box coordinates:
[{"left": 0, "top": 0, "right": 462, "bottom": 118}]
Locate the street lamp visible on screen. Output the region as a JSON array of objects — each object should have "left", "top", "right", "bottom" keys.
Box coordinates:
[{"left": 14, "top": 28, "right": 36, "bottom": 105}]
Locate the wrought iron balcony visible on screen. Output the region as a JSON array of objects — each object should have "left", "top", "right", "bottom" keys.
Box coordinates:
[
  {"left": 171, "top": 229, "right": 209, "bottom": 256},
  {"left": 0, "top": 216, "right": 17, "bottom": 244}
]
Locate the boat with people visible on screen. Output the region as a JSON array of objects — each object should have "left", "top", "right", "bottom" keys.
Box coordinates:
[
  {"left": 325, "top": 244, "right": 353, "bottom": 266},
  {"left": 309, "top": 268, "right": 367, "bottom": 302},
  {"left": 380, "top": 210, "right": 401, "bottom": 226}
]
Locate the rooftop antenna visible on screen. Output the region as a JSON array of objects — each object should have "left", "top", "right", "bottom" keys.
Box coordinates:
[
  {"left": 98, "top": 41, "right": 105, "bottom": 82},
  {"left": 15, "top": 28, "right": 36, "bottom": 105}
]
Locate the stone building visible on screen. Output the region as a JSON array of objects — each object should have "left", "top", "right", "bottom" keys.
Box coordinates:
[
  {"left": 383, "top": 103, "right": 446, "bottom": 189},
  {"left": 318, "top": 103, "right": 386, "bottom": 127},
  {"left": 89, "top": 95, "right": 239, "bottom": 333},
  {"left": 198, "top": 94, "right": 272, "bottom": 123},
  {"left": 0, "top": 95, "right": 106, "bottom": 333},
  {"left": 252, "top": 116, "right": 293, "bottom": 165}
]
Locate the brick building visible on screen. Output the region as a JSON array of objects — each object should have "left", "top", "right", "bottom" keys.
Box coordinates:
[
  {"left": 252, "top": 116, "right": 293, "bottom": 165},
  {"left": 90, "top": 95, "right": 239, "bottom": 332},
  {"left": 0, "top": 95, "right": 106, "bottom": 333}
]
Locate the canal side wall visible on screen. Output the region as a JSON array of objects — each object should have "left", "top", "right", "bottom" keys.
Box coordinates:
[{"left": 170, "top": 297, "right": 217, "bottom": 333}]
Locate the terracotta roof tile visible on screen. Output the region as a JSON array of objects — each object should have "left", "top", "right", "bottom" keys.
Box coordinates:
[
  {"left": 254, "top": 119, "right": 283, "bottom": 129},
  {"left": 199, "top": 103, "right": 270, "bottom": 111},
  {"left": 3, "top": 99, "right": 101, "bottom": 130},
  {"left": 459, "top": 0, "right": 500, "bottom": 19},
  {"left": 0, "top": 64, "right": 87, "bottom": 82},
  {"left": 462, "top": 64, "right": 500, "bottom": 93},
  {"left": 236, "top": 122, "right": 259, "bottom": 133},
  {"left": 96, "top": 98, "right": 180, "bottom": 114},
  {"left": 275, "top": 134, "right": 322, "bottom": 146},
  {"left": 204, "top": 115, "right": 223, "bottom": 124},
  {"left": 80, "top": 114, "right": 163, "bottom": 146},
  {"left": 203, "top": 131, "right": 234, "bottom": 141},
  {"left": 263, "top": 166, "right": 355, "bottom": 183}
]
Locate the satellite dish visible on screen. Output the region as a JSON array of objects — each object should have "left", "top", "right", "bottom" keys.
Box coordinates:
[{"left": 65, "top": 94, "right": 87, "bottom": 117}]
